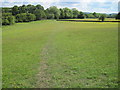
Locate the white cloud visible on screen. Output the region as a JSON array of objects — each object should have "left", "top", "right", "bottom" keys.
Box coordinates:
[
  {"left": 39, "top": 0, "right": 60, "bottom": 9},
  {"left": 58, "top": 0, "right": 119, "bottom": 13},
  {"left": 1, "top": 0, "right": 119, "bottom": 13}
]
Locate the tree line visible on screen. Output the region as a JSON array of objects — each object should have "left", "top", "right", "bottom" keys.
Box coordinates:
[{"left": 2, "top": 4, "right": 120, "bottom": 25}]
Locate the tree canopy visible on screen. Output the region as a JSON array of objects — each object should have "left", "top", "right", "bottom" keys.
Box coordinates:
[
  {"left": 99, "top": 14, "right": 106, "bottom": 22},
  {"left": 116, "top": 12, "right": 120, "bottom": 19},
  {"left": 2, "top": 4, "right": 118, "bottom": 25}
]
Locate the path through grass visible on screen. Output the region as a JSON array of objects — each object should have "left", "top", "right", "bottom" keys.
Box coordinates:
[{"left": 3, "top": 20, "right": 118, "bottom": 88}]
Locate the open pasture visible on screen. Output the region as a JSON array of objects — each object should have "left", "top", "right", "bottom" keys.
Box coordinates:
[
  {"left": 65, "top": 18, "right": 120, "bottom": 21},
  {"left": 2, "top": 20, "right": 118, "bottom": 88}
]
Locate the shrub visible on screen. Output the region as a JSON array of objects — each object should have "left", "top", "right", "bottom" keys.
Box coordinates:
[
  {"left": 116, "top": 12, "right": 120, "bottom": 19},
  {"left": 99, "top": 15, "right": 106, "bottom": 22},
  {"left": 26, "top": 13, "right": 36, "bottom": 21},
  {"left": 16, "top": 13, "right": 36, "bottom": 22},
  {"left": 2, "top": 19, "right": 9, "bottom": 25},
  {"left": 47, "top": 14, "right": 55, "bottom": 19},
  {"left": 34, "top": 9, "right": 46, "bottom": 20},
  {"left": 7, "top": 16, "right": 15, "bottom": 25},
  {"left": 16, "top": 14, "right": 23, "bottom": 22},
  {"left": 2, "top": 13, "right": 15, "bottom": 25}
]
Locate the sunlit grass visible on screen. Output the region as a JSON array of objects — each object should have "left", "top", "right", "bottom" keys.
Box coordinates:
[
  {"left": 3, "top": 20, "right": 118, "bottom": 88},
  {"left": 66, "top": 18, "right": 120, "bottom": 21}
]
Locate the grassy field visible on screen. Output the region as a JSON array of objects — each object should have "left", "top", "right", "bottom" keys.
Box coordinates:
[
  {"left": 2, "top": 20, "right": 118, "bottom": 88},
  {"left": 65, "top": 18, "right": 120, "bottom": 21}
]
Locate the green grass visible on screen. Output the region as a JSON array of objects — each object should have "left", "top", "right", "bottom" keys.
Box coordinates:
[
  {"left": 3, "top": 20, "right": 118, "bottom": 88},
  {"left": 65, "top": 18, "right": 120, "bottom": 21}
]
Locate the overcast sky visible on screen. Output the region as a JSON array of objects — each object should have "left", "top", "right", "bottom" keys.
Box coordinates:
[{"left": 1, "top": 0, "right": 119, "bottom": 13}]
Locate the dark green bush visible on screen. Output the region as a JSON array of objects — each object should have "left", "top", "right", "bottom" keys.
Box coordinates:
[
  {"left": 26, "top": 13, "right": 36, "bottom": 21},
  {"left": 2, "top": 19, "right": 9, "bottom": 25},
  {"left": 34, "top": 9, "right": 46, "bottom": 20},
  {"left": 47, "top": 14, "right": 55, "bottom": 19},
  {"left": 116, "top": 12, "right": 120, "bottom": 19},
  {"left": 99, "top": 15, "right": 106, "bottom": 22},
  {"left": 2, "top": 13, "right": 15, "bottom": 25},
  {"left": 16, "top": 13, "right": 36, "bottom": 22}
]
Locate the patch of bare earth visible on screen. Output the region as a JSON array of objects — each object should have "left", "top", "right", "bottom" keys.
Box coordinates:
[
  {"left": 36, "top": 28, "right": 59, "bottom": 88},
  {"left": 36, "top": 45, "right": 52, "bottom": 88},
  {"left": 35, "top": 24, "right": 63, "bottom": 88}
]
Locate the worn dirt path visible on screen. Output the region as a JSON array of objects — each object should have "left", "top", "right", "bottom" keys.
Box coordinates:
[{"left": 36, "top": 23, "right": 63, "bottom": 88}]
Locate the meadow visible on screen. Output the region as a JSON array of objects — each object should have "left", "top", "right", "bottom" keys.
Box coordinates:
[
  {"left": 65, "top": 18, "right": 120, "bottom": 21},
  {"left": 2, "top": 20, "right": 118, "bottom": 88}
]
